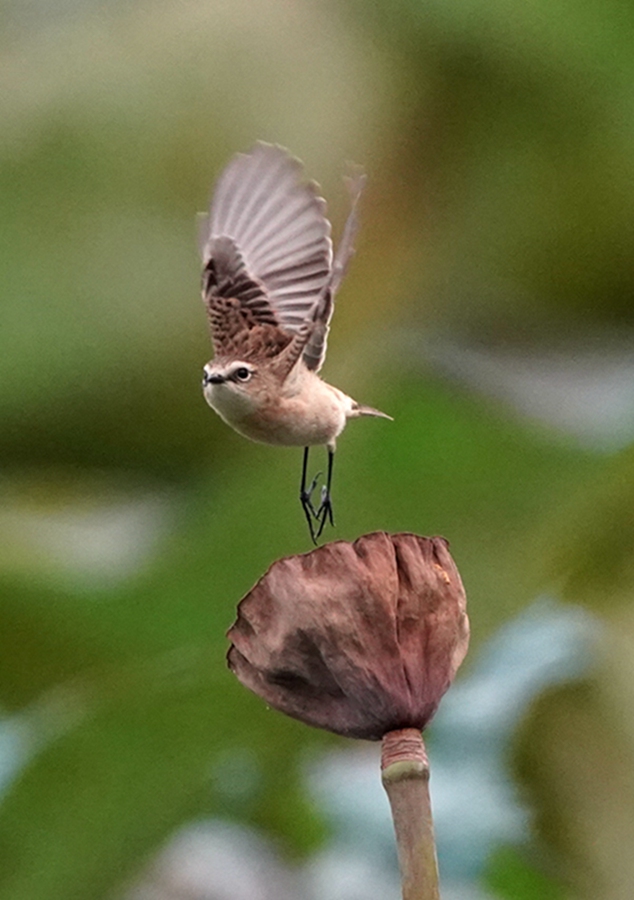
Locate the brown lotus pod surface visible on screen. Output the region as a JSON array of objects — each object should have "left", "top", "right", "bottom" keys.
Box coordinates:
[{"left": 227, "top": 532, "right": 469, "bottom": 740}]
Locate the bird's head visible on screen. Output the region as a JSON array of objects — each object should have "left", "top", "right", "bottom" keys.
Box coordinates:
[
  {"left": 202, "top": 360, "right": 256, "bottom": 387},
  {"left": 202, "top": 360, "right": 262, "bottom": 415}
]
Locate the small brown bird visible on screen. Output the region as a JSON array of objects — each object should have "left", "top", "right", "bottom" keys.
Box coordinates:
[{"left": 199, "top": 142, "right": 391, "bottom": 542}]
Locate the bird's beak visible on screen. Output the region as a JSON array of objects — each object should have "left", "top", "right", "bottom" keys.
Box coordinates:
[{"left": 203, "top": 372, "right": 225, "bottom": 386}]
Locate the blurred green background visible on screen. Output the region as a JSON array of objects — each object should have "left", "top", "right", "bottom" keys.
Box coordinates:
[{"left": 1, "top": 0, "right": 634, "bottom": 897}]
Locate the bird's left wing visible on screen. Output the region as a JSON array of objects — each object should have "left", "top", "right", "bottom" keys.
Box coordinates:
[{"left": 200, "top": 143, "right": 333, "bottom": 347}]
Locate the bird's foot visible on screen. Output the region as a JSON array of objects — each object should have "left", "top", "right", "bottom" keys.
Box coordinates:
[
  {"left": 300, "top": 471, "right": 321, "bottom": 517},
  {"left": 314, "top": 488, "right": 335, "bottom": 540},
  {"left": 299, "top": 447, "right": 335, "bottom": 544},
  {"left": 300, "top": 474, "right": 335, "bottom": 544},
  {"left": 300, "top": 472, "right": 322, "bottom": 544}
]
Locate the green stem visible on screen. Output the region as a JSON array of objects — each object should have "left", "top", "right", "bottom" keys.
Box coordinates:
[{"left": 381, "top": 728, "right": 440, "bottom": 900}]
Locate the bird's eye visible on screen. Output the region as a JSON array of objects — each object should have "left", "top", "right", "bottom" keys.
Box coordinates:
[{"left": 234, "top": 367, "right": 252, "bottom": 382}]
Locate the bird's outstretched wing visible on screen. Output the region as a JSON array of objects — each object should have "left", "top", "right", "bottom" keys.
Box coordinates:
[
  {"left": 200, "top": 142, "right": 364, "bottom": 371},
  {"left": 301, "top": 169, "right": 365, "bottom": 372}
]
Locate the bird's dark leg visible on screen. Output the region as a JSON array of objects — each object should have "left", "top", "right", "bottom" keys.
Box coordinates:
[
  {"left": 315, "top": 447, "right": 335, "bottom": 539},
  {"left": 300, "top": 446, "right": 321, "bottom": 544}
]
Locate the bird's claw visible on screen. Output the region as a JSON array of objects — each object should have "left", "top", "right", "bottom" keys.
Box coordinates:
[
  {"left": 300, "top": 447, "right": 335, "bottom": 545},
  {"left": 300, "top": 472, "right": 321, "bottom": 518},
  {"left": 300, "top": 471, "right": 334, "bottom": 544},
  {"left": 300, "top": 473, "right": 320, "bottom": 544},
  {"left": 314, "top": 491, "right": 334, "bottom": 539}
]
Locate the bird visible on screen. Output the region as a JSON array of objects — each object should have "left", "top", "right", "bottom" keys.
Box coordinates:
[{"left": 198, "top": 142, "right": 392, "bottom": 543}]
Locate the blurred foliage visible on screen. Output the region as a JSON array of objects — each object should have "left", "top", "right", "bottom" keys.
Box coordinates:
[
  {"left": 484, "top": 844, "right": 566, "bottom": 900},
  {"left": 0, "top": 0, "right": 633, "bottom": 897},
  {"left": 540, "top": 445, "right": 634, "bottom": 609},
  {"left": 351, "top": 0, "right": 634, "bottom": 337},
  {"left": 515, "top": 667, "right": 634, "bottom": 900}
]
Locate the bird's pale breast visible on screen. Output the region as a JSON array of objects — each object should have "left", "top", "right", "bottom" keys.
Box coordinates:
[{"left": 205, "top": 370, "right": 350, "bottom": 448}]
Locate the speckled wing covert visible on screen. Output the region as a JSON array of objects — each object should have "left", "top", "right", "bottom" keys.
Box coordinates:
[{"left": 199, "top": 142, "right": 365, "bottom": 372}]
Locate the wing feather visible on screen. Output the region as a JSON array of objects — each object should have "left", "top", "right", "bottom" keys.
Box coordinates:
[{"left": 200, "top": 142, "right": 364, "bottom": 370}]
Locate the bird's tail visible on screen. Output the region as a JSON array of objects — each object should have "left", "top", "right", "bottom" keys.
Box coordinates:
[{"left": 351, "top": 402, "right": 393, "bottom": 421}]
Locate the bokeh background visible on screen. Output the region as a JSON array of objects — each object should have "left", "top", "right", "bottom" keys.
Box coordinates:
[{"left": 2, "top": 1, "right": 634, "bottom": 897}]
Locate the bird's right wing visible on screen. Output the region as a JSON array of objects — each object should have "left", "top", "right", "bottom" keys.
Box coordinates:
[{"left": 301, "top": 169, "right": 366, "bottom": 372}]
